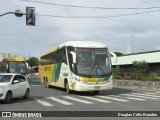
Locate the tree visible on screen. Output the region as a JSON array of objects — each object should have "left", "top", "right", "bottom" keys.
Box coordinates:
[
  {"left": 112, "top": 65, "right": 121, "bottom": 79},
  {"left": 132, "top": 61, "right": 149, "bottom": 80},
  {"left": 114, "top": 52, "right": 123, "bottom": 56},
  {"left": 27, "top": 57, "right": 39, "bottom": 68}
]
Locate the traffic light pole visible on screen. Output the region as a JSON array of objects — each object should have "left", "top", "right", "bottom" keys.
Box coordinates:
[
  {"left": 0, "top": 10, "right": 24, "bottom": 17},
  {"left": 0, "top": 12, "right": 15, "bottom": 17},
  {"left": 0, "top": 8, "right": 35, "bottom": 26}
]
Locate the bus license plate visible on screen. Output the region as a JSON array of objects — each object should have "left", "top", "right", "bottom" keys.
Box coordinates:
[{"left": 94, "top": 86, "right": 100, "bottom": 89}]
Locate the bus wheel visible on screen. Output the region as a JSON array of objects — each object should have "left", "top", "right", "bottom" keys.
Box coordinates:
[
  {"left": 45, "top": 80, "right": 50, "bottom": 88},
  {"left": 65, "top": 81, "right": 71, "bottom": 94}
]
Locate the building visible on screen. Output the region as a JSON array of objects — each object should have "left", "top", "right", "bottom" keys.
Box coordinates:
[
  {"left": 111, "top": 50, "right": 160, "bottom": 76},
  {"left": 0, "top": 53, "right": 16, "bottom": 62}
]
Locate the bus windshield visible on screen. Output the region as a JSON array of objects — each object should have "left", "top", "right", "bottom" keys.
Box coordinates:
[
  {"left": 8, "top": 62, "right": 27, "bottom": 74},
  {"left": 76, "top": 48, "right": 111, "bottom": 77}
]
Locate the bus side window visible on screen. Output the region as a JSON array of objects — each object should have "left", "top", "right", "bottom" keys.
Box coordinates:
[{"left": 58, "top": 49, "right": 67, "bottom": 64}]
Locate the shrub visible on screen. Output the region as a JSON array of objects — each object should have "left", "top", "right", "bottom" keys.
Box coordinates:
[{"left": 112, "top": 66, "right": 121, "bottom": 79}]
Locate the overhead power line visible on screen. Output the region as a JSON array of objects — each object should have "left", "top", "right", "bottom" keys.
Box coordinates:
[
  {"left": 21, "top": 0, "right": 160, "bottom": 10},
  {"left": 36, "top": 9, "right": 160, "bottom": 18}
]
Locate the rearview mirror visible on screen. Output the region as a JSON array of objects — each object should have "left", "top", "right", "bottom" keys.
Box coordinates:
[
  {"left": 70, "top": 51, "right": 76, "bottom": 64},
  {"left": 26, "top": 62, "right": 29, "bottom": 69},
  {"left": 110, "top": 52, "right": 117, "bottom": 63},
  {"left": 6, "top": 63, "right": 8, "bottom": 69},
  {"left": 13, "top": 80, "right": 19, "bottom": 84}
]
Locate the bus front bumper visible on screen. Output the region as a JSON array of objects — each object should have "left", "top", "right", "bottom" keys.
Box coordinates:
[{"left": 74, "top": 81, "right": 113, "bottom": 91}]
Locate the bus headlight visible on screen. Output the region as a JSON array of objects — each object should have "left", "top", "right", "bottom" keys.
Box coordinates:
[{"left": 74, "top": 76, "right": 83, "bottom": 82}]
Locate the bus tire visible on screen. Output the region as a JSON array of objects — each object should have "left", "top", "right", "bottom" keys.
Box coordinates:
[
  {"left": 45, "top": 80, "right": 50, "bottom": 88},
  {"left": 65, "top": 81, "right": 71, "bottom": 94}
]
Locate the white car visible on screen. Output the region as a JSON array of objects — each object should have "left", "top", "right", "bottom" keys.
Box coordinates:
[{"left": 0, "top": 73, "right": 30, "bottom": 104}]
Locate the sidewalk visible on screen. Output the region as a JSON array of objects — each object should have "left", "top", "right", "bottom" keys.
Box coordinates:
[{"left": 113, "top": 79, "right": 160, "bottom": 90}]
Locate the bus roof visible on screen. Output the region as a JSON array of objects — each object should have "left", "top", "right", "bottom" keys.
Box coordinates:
[
  {"left": 4, "top": 57, "right": 25, "bottom": 62},
  {"left": 41, "top": 41, "right": 107, "bottom": 57},
  {"left": 59, "top": 41, "right": 106, "bottom": 48}
]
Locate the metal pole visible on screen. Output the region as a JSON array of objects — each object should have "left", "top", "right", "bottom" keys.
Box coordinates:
[{"left": 0, "top": 12, "right": 15, "bottom": 17}]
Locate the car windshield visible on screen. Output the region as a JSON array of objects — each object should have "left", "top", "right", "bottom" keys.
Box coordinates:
[
  {"left": 0, "top": 75, "right": 13, "bottom": 83},
  {"left": 8, "top": 62, "right": 27, "bottom": 74},
  {"left": 76, "top": 48, "right": 111, "bottom": 77}
]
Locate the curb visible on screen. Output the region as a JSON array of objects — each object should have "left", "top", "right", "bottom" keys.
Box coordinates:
[{"left": 113, "top": 79, "right": 160, "bottom": 90}]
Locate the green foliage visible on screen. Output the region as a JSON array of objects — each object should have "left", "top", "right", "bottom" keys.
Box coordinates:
[
  {"left": 114, "top": 52, "right": 123, "bottom": 56},
  {"left": 27, "top": 57, "right": 39, "bottom": 68},
  {"left": 112, "top": 61, "right": 160, "bottom": 81},
  {"left": 112, "top": 65, "right": 121, "bottom": 79},
  {"left": 132, "top": 61, "right": 149, "bottom": 80}
]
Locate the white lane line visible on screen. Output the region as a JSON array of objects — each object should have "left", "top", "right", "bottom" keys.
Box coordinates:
[
  {"left": 63, "top": 96, "right": 94, "bottom": 104},
  {"left": 121, "top": 94, "right": 158, "bottom": 100},
  {"left": 47, "top": 97, "right": 73, "bottom": 105},
  {"left": 126, "top": 97, "right": 145, "bottom": 101},
  {"left": 131, "top": 93, "right": 160, "bottom": 98},
  {"left": 98, "top": 96, "right": 129, "bottom": 102},
  {"left": 144, "top": 92, "right": 159, "bottom": 95},
  {"left": 146, "top": 92, "right": 160, "bottom": 95},
  {"left": 31, "top": 84, "right": 45, "bottom": 86},
  {"left": 108, "top": 95, "right": 146, "bottom": 101},
  {"left": 36, "top": 99, "right": 53, "bottom": 106},
  {"left": 79, "top": 96, "right": 111, "bottom": 103}
]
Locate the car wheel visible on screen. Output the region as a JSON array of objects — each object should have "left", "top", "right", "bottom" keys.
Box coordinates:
[
  {"left": 4, "top": 91, "right": 12, "bottom": 104},
  {"left": 23, "top": 89, "right": 30, "bottom": 99}
]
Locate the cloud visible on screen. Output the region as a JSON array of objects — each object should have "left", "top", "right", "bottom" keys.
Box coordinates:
[{"left": 1, "top": 0, "right": 160, "bottom": 58}]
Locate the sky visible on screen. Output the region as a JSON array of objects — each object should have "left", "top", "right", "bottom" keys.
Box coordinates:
[{"left": 0, "top": 0, "right": 160, "bottom": 59}]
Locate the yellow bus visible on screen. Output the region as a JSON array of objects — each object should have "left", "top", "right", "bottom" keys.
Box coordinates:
[
  {"left": 0, "top": 57, "right": 28, "bottom": 75},
  {"left": 40, "top": 41, "right": 116, "bottom": 94}
]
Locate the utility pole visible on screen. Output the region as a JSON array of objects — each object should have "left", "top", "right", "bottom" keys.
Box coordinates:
[{"left": 131, "top": 34, "right": 134, "bottom": 53}]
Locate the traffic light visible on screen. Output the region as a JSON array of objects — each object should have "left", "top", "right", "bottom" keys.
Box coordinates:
[{"left": 26, "top": 7, "right": 35, "bottom": 26}]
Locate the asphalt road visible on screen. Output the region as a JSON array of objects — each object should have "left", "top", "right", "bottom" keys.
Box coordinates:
[{"left": 0, "top": 78, "right": 160, "bottom": 120}]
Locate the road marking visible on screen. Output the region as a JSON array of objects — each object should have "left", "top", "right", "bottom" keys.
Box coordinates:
[
  {"left": 63, "top": 96, "right": 94, "bottom": 104},
  {"left": 31, "top": 84, "right": 45, "bottom": 86},
  {"left": 36, "top": 99, "right": 53, "bottom": 106},
  {"left": 131, "top": 93, "right": 160, "bottom": 98},
  {"left": 79, "top": 96, "right": 111, "bottom": 103},
  {"left": 121, "top": 94, "right": 158, "bottom": 100},
  {"left": 144, "top": 92, "right": 158, "bottom": 95},
  {"left": 145, "top": 92, "right": 160, "bottom": 95},
  {"left": 126, "top": 97, "right": 145, "bottom": 101},
  {"left": 47, "top": 97, "right": 73, "bottom": 105},
  {"left": 145, "top": 92, "right": 160, "bottom": 96},
  {"left": 107, "top": 95, "right": 146, "bottom": 101},
  {"left": 98, "top": 96, "right": 129, "bottom": 102}
]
